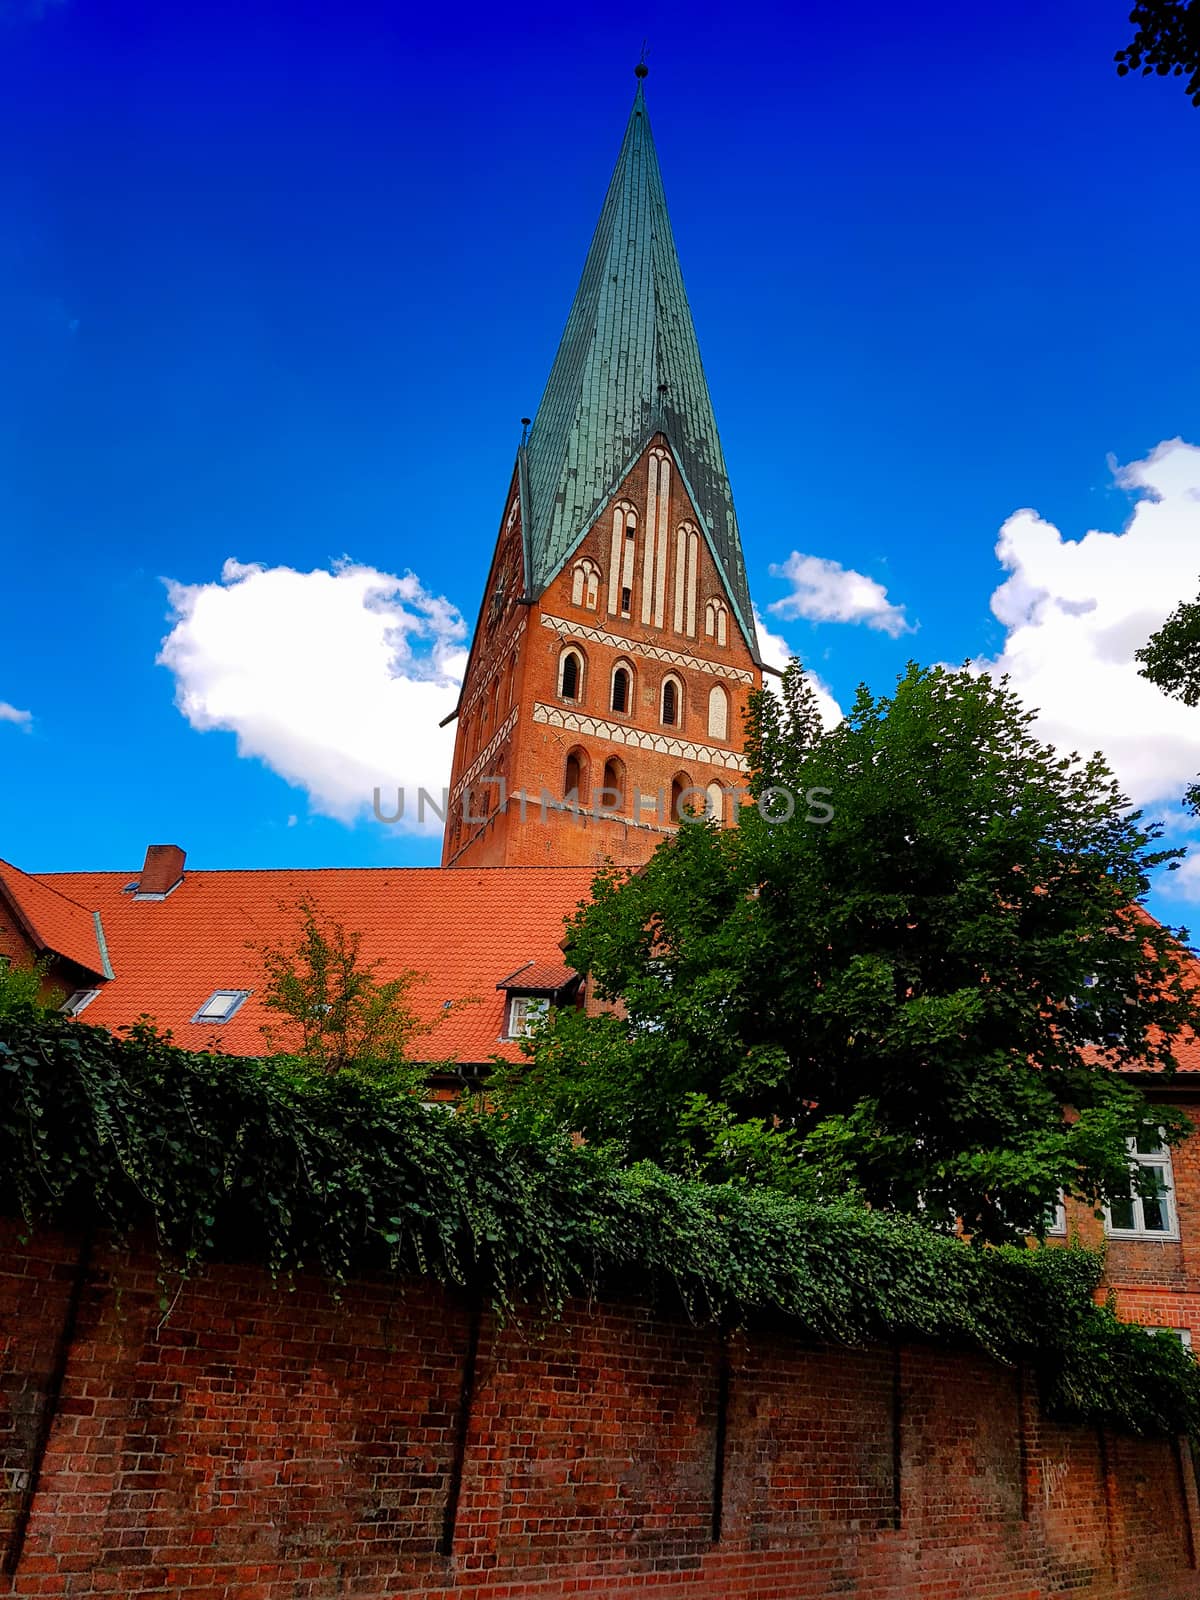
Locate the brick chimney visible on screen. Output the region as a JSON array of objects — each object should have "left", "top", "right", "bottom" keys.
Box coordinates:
[{"left": 135, "top": 844, "right": 186, "bottom": 898}]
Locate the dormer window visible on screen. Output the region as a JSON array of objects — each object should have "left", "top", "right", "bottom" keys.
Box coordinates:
[
  {"left": 61, "top": 989, "right": 100, "bottom": 1017},
  {"left": 192, "top": 989, "right": 250, "bottom": 1024},
  {"left": 506, "top": 994, "right": 549, "bottom": 1038}
]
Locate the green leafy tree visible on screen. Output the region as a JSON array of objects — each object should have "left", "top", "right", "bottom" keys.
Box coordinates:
[
  {"left": 0, "top": 955, "right": 62, "bottom": 1019},
  {"left": 1136, "top": 582, "right": 1200, "bottom": 813},
  {"left": 252, "top": 899, "right": 431, "bottom": 1079},
  {"left": 1116, "top": 1, "right": 1200, "bottom": 108},
  {"left": 499, "top": 662, "right": 1199, "bottom": 1243}
]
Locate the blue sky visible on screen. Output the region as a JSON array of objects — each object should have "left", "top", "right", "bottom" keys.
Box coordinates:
[{"left": 2, "top": 0, "right": 1199, "bottom": 916}]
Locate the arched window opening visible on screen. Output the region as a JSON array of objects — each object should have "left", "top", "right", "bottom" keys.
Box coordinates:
[
  {"left": 601, "top": 756, "right": 625, "bottom": 813},
  {"left": 706, "top": 782, "right": 725, "bottom": 825},
  {"left": 704, "top": 599, "right": 729, "bottom": 645},
  {"left": 571, "top": 558, "right": 600, "bottom": 610},
  {"left": 560, "top": 648, "right": 582, "bottom": 702},
  {"left": 611, "top": 665, "right": 630, "bottom": 714},
  {"left": 670, "top": 771, "right": 693, "bottom": 822},
  {"left": 661, "top": 675, "right": 681, "bottom": 727},
  {"left": 708, "top": 684, "right": 729, "bottom": 741},
  {"left": 564, "top": 748, "right": 588, "bottom": 802}
]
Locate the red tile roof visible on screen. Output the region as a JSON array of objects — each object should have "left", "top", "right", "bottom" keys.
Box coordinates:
[
  {"left": 33, "top": 865, "right": 595, "bottom": 1066},
  {"left": 496, "top": 960, "right": 579, "bottom": 993},
  {"left": 0, "top": 858, "right": 111, "bottom": 979},
  {"left": 16, "top": 856, "right": 1200, "bottom": 1081}
]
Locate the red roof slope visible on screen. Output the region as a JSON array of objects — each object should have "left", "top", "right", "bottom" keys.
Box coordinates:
[
  {"left": 0, "top": 858, "right": 111, "bottom": 978},
  {"left": 35, "top": 865, "right": 594, "bottom": 1065}
]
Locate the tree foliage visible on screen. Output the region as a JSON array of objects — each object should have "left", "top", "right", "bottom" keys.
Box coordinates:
[
  {"left": 1116, "top": 0, "right": 1200, "bottom": 107},
  {"left": 0, "top": 955, "right": 61, "bottom": 1020},
  {"left": 1, "top": 1010, "right": 1198, "bottom": 1439},
  {"left": 1137, "top": 582, "right": 1200, "bottom": 813},
  {"left": 251, "top": 898, "right": 431, "bottom": 1077},
  {"left": 498, "top": 663, "right": 1198, "bottom": 1243}
]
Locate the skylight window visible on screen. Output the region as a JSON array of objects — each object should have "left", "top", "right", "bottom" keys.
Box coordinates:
[
  {"left": 61, "top": 989, "right": 100, "bottom": 1017},
  {"left": 192, "top": 989, "right": 250, "bottom": 1024}
]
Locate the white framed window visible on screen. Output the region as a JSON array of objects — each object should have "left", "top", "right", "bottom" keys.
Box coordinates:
[
  {"left": 558, "top": 647, "right": 584, "bottom": 702},
  {"left": 1105, "top": 1129, "right": 1179, "bottom": 1239},
  {"left": 661, "top": 673, "right": 682, "bottom": 727},
  {"left": 1044, "top": 1195, "right": 1067, "bottom": 1236},
  {"left": 192, "top": 989, "right": 251, "bottom": 1024},
  {"left": 61, "top": 989, "right": 100, "bottom": 1017},
  {"left": 506, "top": 994, "right": 549, "bottom": 1038},
  {"left": 1148, "top": 1327, "right": 1193, "bottom": 1352}
]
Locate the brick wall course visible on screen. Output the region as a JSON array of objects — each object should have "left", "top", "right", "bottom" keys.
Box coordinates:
[{"left": 1, "top": 1219, "right": 1197, "bottom": 1599}]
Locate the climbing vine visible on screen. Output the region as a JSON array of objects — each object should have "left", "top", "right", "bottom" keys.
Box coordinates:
[{"left": 1, "top": 1013, "right": 1198, "bottom": 1439}]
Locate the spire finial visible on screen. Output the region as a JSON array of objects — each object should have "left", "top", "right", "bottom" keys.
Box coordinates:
[{"left": 635, "top": 42, "right": 648, "bottom": 79}]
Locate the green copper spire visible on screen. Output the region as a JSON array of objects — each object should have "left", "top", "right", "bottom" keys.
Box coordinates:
[{"left": 521, "top": 71, "right": 757, "bottom": 656}]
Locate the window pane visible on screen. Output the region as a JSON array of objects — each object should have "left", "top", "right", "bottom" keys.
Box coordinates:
[
  {"left": 1141, "top": 1169, "right": 1171, "bottom": 1232},
  {"left": 1134, "top": 1127, "right": 1166, "bottom": 1156},
  {"left": 1108, "top": 1195, "right": 1137, "bottom": 1231}
]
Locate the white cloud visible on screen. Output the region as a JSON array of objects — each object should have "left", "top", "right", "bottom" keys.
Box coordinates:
[
  {"left": 159, "top": 558, "right": 467, "bottom": 829},
  {"left": 0, "top": 700, "right": 32, "bottom": 731},
  {"left": 978, "top": 437, "right": 1200, "bottom": 815},
  {"left": 754, "top": 607, "right": 843, "bottom": 729},
  {"left": 768, "top": 551, "right": 913, "bottom": 637}
]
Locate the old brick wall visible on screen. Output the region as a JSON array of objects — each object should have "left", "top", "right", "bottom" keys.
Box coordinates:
[{"left": 1, "top": 1217, "right": 1197, "bottom": 1599}]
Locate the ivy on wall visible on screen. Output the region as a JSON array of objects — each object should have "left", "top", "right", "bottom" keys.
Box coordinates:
[{"left": 2, "top": 1013, "right": 1198, "bottom": 1439}]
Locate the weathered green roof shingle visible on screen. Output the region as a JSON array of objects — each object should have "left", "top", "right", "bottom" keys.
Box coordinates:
[{"left": 521, "top": 76, "right": 757, "bottom": 658}]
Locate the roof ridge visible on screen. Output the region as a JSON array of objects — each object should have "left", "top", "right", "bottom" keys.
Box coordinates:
[
  {"left": 0, "top": 856, "right": 100, "bottom": 916},
  {"left": 36, "top": 864, "right": 598, "bottom": 878}
]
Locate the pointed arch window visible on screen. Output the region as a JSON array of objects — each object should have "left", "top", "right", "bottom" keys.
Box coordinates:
[
  {"left": 559, "top": 647, "right": 584, "bottom": 702},
  {"left": 564, "top": 747, "right": 589, "bottom": 803},
  {"left": 601, "top": 756, "right": 626, "bottom": 813},
  {"left": 704, "top": 598, "right": 729, "bottom": 647},
  {"left": 611, "top": 660, "right": 632, "bottom": 715},
  {"left": 708, "top": 684, "right": 729, "bottom": 741},
  {"left": 571, "top": 558, "right": 601, "bottom": 610},
  {"left": 661, "top": 674, "right": 682, "bottom": 727},
  {"left": 706, "top": 781, "right": 726, "bottom": 825},
  {"left": 502, "top": 655, "right": 515, "bottom": 713},
  {"left": 670, "top": 771, "right": 694, "bottom": 823}
]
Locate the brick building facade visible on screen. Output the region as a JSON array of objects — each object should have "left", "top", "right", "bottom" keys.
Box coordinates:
[{"left": 441, "top": 68, "right": 762, "bottom": 870}]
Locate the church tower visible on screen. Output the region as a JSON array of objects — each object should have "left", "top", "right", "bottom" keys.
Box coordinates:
[{"left": 442, "top": 68, "right": 762, "bottom": 869}]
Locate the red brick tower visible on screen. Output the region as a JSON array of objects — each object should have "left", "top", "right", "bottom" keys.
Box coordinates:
[{"left": 442, "top": 69, "right": 762, "bottom": 869}]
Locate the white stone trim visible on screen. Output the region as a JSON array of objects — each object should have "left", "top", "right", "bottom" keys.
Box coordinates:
[
  {"left": 654, "top": 454, "right": 670, "bottom": 629},
  {"left": 452, "top": 706, "right": 519, "bottom": 800},
  {"left": 642, "top": 454, "right": 658, "bottom": 626},
  {"left": 539, "top": 615, "right": 755, "bottom": 684},
  {"left": 532, "top": 702, "right": 747, "bottom": 772}
]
